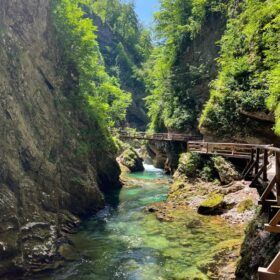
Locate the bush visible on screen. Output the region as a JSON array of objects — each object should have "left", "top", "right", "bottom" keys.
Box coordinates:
[
  {"left": 177, "top": 152, "right": 203, "bottom": 178},
  {"left": 199, "top": 165, "right": 215, "bottom": 182}
]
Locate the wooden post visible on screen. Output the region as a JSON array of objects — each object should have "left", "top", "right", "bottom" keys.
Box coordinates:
[
  {"left": 276, "top": 153, "right": 280, "bottom": 206},
  {"left": 263, "top": 149, "right": 268, "bottom": 182},
  {"left": 255, "top": 148, "right": 260, "bottom": 175}
]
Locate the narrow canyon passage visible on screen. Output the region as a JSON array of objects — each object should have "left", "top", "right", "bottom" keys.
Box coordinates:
[{"left": 34, "top": 165, "right": 243, "bottom": 280}]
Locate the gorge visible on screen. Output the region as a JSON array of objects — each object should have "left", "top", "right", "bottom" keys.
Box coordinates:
[{"left": 0, "top": 0, "right": 280, "bottom": 280}]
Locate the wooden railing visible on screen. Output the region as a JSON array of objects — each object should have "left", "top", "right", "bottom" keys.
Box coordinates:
[
  {"left": 256, "top": 146, "right": 280, "bottom": 280},
  {"left": 187, "top": 141, "right": 265, "bottom": 159},
  {"left": 117, "top": 130, "right": 202, "bottom": 142}
]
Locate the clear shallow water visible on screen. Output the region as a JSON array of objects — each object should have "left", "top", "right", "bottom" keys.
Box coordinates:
[{"left": 41, "top": 164, "right": 242, "bottom": 280}]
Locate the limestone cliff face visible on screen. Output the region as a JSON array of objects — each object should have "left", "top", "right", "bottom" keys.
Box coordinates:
[
  {"left": 0, "top": 0, "right": 120, "bottom": 276},
  {"left": 174, "top": 12, "right": 226, "bottom": 135},
  {"left": 147, "top": 141, "right": 188, "bottom": 173},
  {"left": 92, "top": 14, "right": 148, "bottom": 130}
]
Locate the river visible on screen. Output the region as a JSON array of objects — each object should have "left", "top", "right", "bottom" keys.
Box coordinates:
[{"left": 39, "top": 164, "right": 242, "bottom": 280}]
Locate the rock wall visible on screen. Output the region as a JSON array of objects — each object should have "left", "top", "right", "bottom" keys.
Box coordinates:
[
  {"left": 174, "top": 11, "right": 226, "bottom": 135},
  {"left": 236, "top": 211, "right": 280, "bottom": 279},
  {"left": 147, "top": 141, "right": 187, "bottom": 173},
  {"left": 92, "top": 14, "right": 148, "bottom": 130},
  {"left": 0, "top": 0, "right": 120, "bottom": 276}
]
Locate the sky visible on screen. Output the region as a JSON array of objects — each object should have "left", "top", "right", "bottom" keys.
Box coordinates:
[{"left": 134, "top": 0, "right": 160, "bottom": 25}]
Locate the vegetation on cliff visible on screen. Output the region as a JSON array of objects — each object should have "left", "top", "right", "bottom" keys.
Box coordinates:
[
  {"left": 90, "top": 0, "right": 152, "bottom": 129},
  {"left": 144, "top": 0, "right": 280, "bottom": 139},
  {"left": 144, "top": 0, "right": 227, "bottom": 132},
  {"left": 200, "top": 0, "right": 280, "bottom": 137},
  {"left": 117, "top": 147, "right": 144, "bottom": 172},
  {"left": 52, "top": 0, "right": 132, "bottom": 132}
]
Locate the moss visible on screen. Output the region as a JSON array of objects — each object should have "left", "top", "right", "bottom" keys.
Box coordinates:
[
  {"left": 122, "top": 148, "right": 137, "bottom": 166},
  {"left": 198, "top": 193, "right": 225, "bottom": 215},
  {"left": 198, "top": 238, "right": 242, "bottom": 279},
  {"left": 214, "top": 239, "right": 242, "bottom": 251},
  {"left": 200, "top": 193, "right": 224, "bottom": 208},
  {"left": 118, "top": 147, "right": 144, "bottom": 172},
  {"left": 177, "top": 152, "right": 203, "bottom": 178},
  {"left": 212, "top": 156, "right": 240, "bottom": 185},
  {"left": 75, "top": 141, "right": 90, "bottom": 157},
  {"left": 237, "top": 199, "right": 254, "bottom": 213}
]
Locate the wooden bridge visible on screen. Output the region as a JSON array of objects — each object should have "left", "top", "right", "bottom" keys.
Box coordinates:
[
  {"left": 116, "top": 129, "right": 280, "bottom": 278},
  {"left": 117, "top": 130, "right": 202, "bottom": 142}
]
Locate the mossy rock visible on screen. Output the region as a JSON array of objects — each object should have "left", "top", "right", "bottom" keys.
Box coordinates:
[
  {"left": 198, "top": 239, "right": 241, "bottom": 278},
  {"left": 176, "top": 152, "right": 203, "bottom": 178},
  {"left": 118, "top": 147, "right": 144, "bottom": 172},
  {"left": 198, "top": 193, "right": 225, "bottom": 215},
  {"left": 237, "top": 199, "right": 254, "bottom": 213},
  {"left": 212, "top": 156, "right": 241, "bottom": 185}
]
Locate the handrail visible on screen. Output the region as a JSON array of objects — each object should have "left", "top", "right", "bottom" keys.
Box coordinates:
[
  {"left": 115, "top": 130, "right": 203, "bottom": 142},
  {"left": 188, "top": 141, "right": 272, "bottom": 149}
]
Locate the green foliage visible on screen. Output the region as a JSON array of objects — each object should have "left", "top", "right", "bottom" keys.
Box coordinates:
[
  {"left": 200, "top": 0, "right": 280, "bottom": 136},
  {"left": 199, "top": 164, "right": 215, "bottom": 182},
  {"left": 177, "top": 152, "right": 203, "bottom": 178},
  {"left": 118, "top": 147, "right": 144, "bottom": 172},
  {"left": 52, "top": 0, "right": 131, "bottom": 130},
  {"left": 144, "top": 0, "right": 226, "bottom": 132},
  {"left": 90, "top": 0, "right": 152, "bottom": 128}
]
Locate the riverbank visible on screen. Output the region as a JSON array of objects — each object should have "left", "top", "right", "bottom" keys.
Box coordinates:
[{"left": 144, "top": 151, "right": 260, "bottom": 279}]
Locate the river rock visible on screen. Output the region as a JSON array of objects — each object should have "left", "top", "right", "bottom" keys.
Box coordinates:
[
  {"left": 213, "top": 156, "right": 241, "bottom": 185},
  {"left": 118, "top": 147, "right": 144, "bottom": 172},
  {"left": 198, "top": 193, "right": 225, "bottom": 215}
]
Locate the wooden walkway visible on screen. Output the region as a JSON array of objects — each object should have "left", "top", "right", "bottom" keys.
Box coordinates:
[
  {"left": 117, "top": 130, "right": 202, "bottom": 142},
  {"left": 116, "top": 129, "right": 280, "bottom": 277}
]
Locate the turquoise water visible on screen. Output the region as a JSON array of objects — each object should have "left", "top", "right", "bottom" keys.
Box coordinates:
[{"left": 40, "top": 164, "right": 242, "bottom": 280}]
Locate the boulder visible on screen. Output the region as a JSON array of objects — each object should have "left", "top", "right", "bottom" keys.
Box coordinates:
[
  {"left": 213, "top": 156, "right": 241, "bottom": 185},
  {"left": 117, "top": 147, "right": 144, "bottom": 172},
  {"left": 198, "top": 193, "right": 225, "bottom": 215}
]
